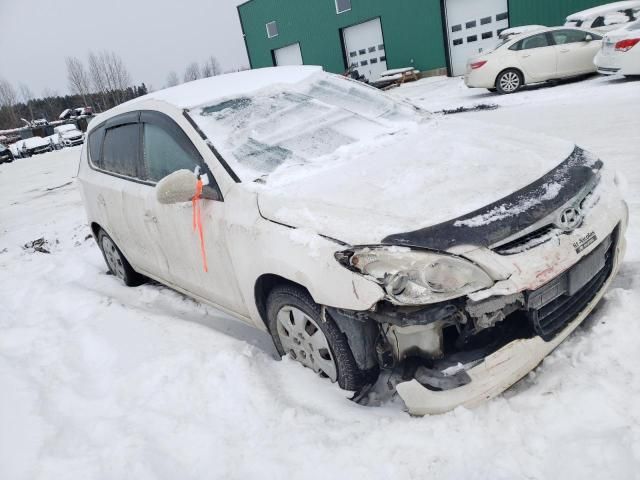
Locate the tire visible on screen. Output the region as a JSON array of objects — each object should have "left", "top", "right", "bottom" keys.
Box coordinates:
[
  {"left": 266, "top": 285, "right": 368, "bottom": 391},
  {"left": 495, "top": 69, "right": 523, "bottom": 94},
  {"left": 97, "top": 229, "right": 145, "bottom": 287}
]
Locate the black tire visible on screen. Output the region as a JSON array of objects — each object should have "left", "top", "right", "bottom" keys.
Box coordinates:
[
  {"left": 266, "top": 285, "right": 368, "bottom": 391},
  {"left": 97, "top": 229, "right": 145, "bottom": 287},
  {"left": 495, "top": 68, "right": 523, "bottom": 94}
]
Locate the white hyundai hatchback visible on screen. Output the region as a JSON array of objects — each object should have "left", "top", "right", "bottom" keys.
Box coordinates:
[
  {"left": 465, "top": 27, "right": 603, "bottom": 93},
  {"left": 78, "top": 67, "right": 627, "bottom": 415}
]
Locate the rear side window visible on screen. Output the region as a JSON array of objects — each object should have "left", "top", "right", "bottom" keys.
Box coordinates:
[
  {"left": 88, "top": 126, "right": 105, "bottom": 167},
  {"left": 102, "top": 124, "right": 140, "bottom": 178},
  {"left": 510, "top": 33, "right": 551, "bottom": 50},
  {"left": 143, "top": 123, "right": 202, "bottom": 182}
]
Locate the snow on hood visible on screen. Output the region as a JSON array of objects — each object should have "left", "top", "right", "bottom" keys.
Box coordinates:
[
  {"left": 566, "top": 1, "right": 640, "bottom": 21},
  {"left": 257, "top": 117, "right": 575, "bottom": 246}
]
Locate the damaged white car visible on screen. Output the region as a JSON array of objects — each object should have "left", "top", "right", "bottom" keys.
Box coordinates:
[{"left": 77, "top": 66, "right": 627, "bottom": 415}]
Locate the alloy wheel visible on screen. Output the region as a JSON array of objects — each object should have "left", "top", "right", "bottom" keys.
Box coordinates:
[{"left": 499, "top": 71, "right": 521, "bottom": 93}]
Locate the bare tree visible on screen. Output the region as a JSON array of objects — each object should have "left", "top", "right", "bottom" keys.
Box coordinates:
[
  {"left": 201, "top": 56, "right": 221, "bottom": 78},
  {"left": 183, "top": 62, "right": 202, "bottom": 82},
  {"left": 66, "top": 56, "right": 92, "bottom": 108},
  {"left": 166, "top": 71, "right": 180, "bottom": 88},
  {"left": 0, "top": 77, "right": 18, "bottom": 126},
  {"left": 19, "top": 83, "right": 35, "bottom": 120},
  {"left": 88, "top": 50, "right": 132, "bottom": 109}
]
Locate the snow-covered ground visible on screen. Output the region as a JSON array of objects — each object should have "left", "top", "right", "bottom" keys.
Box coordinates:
[{"left": 1, "top": 74, "right": 639, "bottom": 479}]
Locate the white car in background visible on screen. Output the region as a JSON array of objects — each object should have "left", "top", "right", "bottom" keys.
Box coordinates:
[
  {"left": 54, "top": 124, "right": 85, "bottom": 147},
  {"left": 595, "top": 19, "right": 640, "bottom": 75},
  {"left": 77, "top": 67, "right": 627, "bottom": 415},
  {"left": 465, "top": 27, "right": 603, "bottom": 94},
  {"left": 14, "top": 136, "right": 53, "bottom": 157},
  {"left": 565, "top": 1, "right": 640, "bottom": 32}
]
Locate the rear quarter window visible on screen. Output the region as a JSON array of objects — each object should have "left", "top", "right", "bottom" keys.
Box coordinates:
[{"left": 87, "top": 126, "right": 105, "bottom": 168}]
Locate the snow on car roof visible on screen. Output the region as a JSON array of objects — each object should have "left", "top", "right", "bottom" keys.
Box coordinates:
[
  {"left": 127, "top": 66, "right": 323, "bottom": 110},
  {"left": 566, "top": 1, "right": 640, "bottom": 20}
]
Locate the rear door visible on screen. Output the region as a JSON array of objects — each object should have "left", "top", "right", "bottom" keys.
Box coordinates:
[
  {"left": 90, "top": 113, "right": 167, "bottom": 276},
  {"left": 551, "top": 29, "right": 601, "bottom": 76},
  {"left": 511, "top": 32, "right": 557, "bottom": 81},
  {"left": 139, "top": 111, "right": 245, "bottom": 313}
]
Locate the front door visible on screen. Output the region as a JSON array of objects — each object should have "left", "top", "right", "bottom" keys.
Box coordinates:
[
  {"left": 551, "top": 29, "right": 602, "bottom": 76},
  {"left": 446, "top": 0, "right": 509, "bottom": 76},
  {"left": 342, "top": 18, "right": 387, "bottom": 81},
  {"left": 139, "top": 111, "right": 246, "bottom": 314}
]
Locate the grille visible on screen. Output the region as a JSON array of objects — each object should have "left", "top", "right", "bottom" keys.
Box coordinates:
[
  {"left": 526, "top": 232, "right": 615, "bottom": 341},
  {"left": 494, "top": 225, "right": 562, "bottom": 255}
]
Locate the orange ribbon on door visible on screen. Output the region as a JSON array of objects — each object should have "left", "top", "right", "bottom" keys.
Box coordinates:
[{"left": 192, "top": 178, "right": 208, "bottom": 273}]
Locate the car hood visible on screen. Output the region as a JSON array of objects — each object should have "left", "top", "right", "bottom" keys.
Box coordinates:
[{"left": 256, "top": 117, "right": 589, "bottom": 248}]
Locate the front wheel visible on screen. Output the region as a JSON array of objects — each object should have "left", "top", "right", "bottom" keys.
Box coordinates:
[
  {"left": 266, "top": 285, "right": 369, "bottom": 391},
  {"left": 495, "top": 69, "right": 523, "bottom": 94}
]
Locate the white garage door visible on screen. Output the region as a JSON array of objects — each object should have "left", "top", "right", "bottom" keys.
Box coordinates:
[
  {"left": 274, "top": 43, "right": 303, "bottom": 66},
  {"left": 445, "top": 0, "right": 509, "bottom": 76},
  {"left": 343, "top": 18, "right": 387, "bottom": 81}
]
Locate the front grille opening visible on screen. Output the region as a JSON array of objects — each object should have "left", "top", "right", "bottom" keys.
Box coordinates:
[{"left": 494, "top": 225, "right": 566, "bottom": 255}]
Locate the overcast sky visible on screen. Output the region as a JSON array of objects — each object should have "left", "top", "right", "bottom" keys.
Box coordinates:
[{"left": 0, "top": 0, "right": 249, "bottom": 96}]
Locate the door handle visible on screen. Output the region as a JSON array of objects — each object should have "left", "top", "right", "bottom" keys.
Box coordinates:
[
  {"left": 144, "top": 211, "right": 158, "bottom": 223},
  {"left": 560, "top": 48, "right": 570, "bottom": 53},
  {"left": 522, "top": 54, "right": 531, "bottom": 58}
]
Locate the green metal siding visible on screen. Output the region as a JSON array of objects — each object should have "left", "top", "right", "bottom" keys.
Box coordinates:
[
  {"left": 508, "top": 0, "right": 615, "bottom": 27},
  {"left": 238, "top": 0, "right": 447, "bottom": 74}
]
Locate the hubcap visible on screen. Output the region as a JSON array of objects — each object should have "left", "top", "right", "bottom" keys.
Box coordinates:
[
  {"left": 101, "top": 236, "right": 126, "bottom": 280},
  {"left": 499, "top": 72, "right": 520, "bottom": 92},
  {"left": 276, "top": 306, "right": 338, "bottom": 382}
]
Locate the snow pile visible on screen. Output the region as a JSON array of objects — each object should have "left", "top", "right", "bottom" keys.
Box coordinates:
[{"left": 1, "top": 74, "right": 640, "bottom": 479}]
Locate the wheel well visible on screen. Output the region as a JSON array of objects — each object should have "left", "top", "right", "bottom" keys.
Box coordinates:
[
  {"left": 254, "top": 274, "right": 311, "bottom": 330},
  {"left": 495, "top": 67, "right": 524, "bottom": 87},
  {"left": 90, "top": 222, "right": 102, "bottom": 239}
]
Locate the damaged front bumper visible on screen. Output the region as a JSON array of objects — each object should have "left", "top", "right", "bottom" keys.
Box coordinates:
[{"left": 395, "top": 231, "right": 626, "bottom": 415}]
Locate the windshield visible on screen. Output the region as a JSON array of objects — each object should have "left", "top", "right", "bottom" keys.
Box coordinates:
[{"left": 187, "top": 72, "right": 427, "bottom": 181}]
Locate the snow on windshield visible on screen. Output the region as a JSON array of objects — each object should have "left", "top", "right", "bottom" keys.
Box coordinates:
[{"left": 187, "top": 73, "right": 425, "bottom": 181}]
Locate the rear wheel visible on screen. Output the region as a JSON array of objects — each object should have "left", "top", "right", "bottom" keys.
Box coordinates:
[
  {"left": 97, "top": 229, "right": 145, "bottom": 287},
  {"left": 266, "top": 285, "right": 368, "bottom": 391},
  {"left": 495, "top": 69, "right": 523, "bottom": 94}
]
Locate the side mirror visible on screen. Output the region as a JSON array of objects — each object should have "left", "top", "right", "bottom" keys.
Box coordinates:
[
  {"left": 156, "top": 169, "right": 221, "bottom": 204},
  {"left": 585, "top": 34, "right": 594, "bottom": 42},
  {"left": 156, "top": 169, "right": 198, "bottom": 204}
]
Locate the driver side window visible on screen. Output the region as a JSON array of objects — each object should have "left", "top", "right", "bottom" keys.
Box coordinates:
[{"left": 143, "top": 122, "right": 200, "bottom": 182}]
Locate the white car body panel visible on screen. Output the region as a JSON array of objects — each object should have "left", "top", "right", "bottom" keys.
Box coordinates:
[{"left": 595, "top": 20, "right": 640, "bottom": 75}]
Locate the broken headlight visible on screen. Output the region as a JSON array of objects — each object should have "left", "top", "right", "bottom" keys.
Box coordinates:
[{"left": 335, "top": 247, "right": 494, "bottom": 305}]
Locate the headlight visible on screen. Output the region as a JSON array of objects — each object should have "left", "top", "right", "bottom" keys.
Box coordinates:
[{"left": 335, "top": 247, "right": 494, "bottom": 305}]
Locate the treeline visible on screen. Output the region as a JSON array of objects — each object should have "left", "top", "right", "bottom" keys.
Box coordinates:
[{"left": 0, "top": 49, "right": 231, "bottom": 131}]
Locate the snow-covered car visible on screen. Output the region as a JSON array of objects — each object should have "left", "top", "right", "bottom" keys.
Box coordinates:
[
  {"left": 44, "top": 134, "right": 63, "bottom": 150},
  {"left": 0, "top": 143, "right": 14, "bottom": 163},
  {"left": 15, "top": 137, "right": 53, "bottom": 157},
  {"left": 595, "top": 19, "right": 640, "bottom": 75},
  {"left": 465, "top": 27, "right": 603, "bottom": 94},
  {"left": 54, "top": 124, "right": 84, "bottom": 147},
  {"left": 565, "top": 1, "right": 640, "bottom": 32},
  {"left": 77, "top": 67, "right": 627, "bottom": 415}
]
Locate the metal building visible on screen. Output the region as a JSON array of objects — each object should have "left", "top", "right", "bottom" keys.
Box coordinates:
[{"left": 237, "top": 0, "right": 613, "bottom": 79}]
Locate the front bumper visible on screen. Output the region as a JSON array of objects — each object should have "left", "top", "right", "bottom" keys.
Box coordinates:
[{"left": 396, "top": 231, "right": 626, "bottom": 415}]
